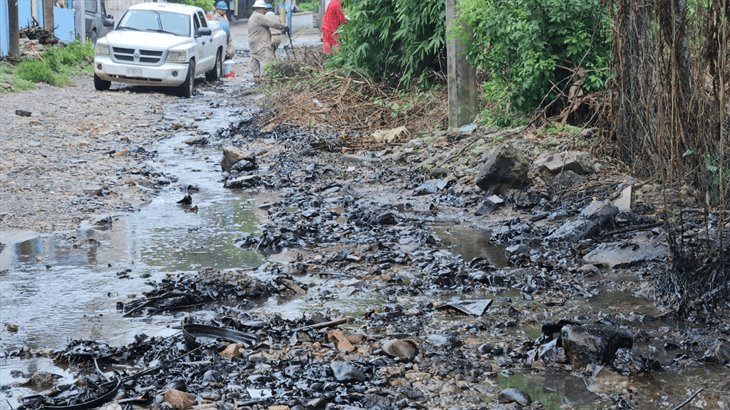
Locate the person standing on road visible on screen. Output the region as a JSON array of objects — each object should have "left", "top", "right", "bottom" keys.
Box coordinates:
[
  {"left": 248, "top": 0, "right": 288, "bottom": 79},
  {"left": 265, "top": 2, "right": 284, "bottom": 54},
  {"left": 211, "top": 1, "right": 236, "bottom": 60},
  {"left": 321, "top": 0, "right": 346, "bottom": 55}
]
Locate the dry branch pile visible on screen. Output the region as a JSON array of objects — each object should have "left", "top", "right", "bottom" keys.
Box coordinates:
[{"left": 261, "top": 48, "right": 448, "bottom": 149}]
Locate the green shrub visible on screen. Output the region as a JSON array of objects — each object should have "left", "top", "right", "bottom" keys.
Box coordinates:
[
  {"left": 170, "top": 0, "right": 213, "bottom": 13},
  {"left": 16, "top": 40, "right": 94, "bottom": 87},
  {"left": 331, "top": 0, "right": 445, "bottom": 87},
  {"left": 457, "top": 0, "right": 611, "bottom": 114}
]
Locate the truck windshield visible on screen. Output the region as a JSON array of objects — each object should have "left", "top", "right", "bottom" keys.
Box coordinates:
[{"left": 118, "top": 10, "right": 190, "bottom": 37}]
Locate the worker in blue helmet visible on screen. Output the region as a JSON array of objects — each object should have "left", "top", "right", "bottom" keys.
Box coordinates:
[{"left": 212, "top": 0, "right": 235, "bottom": 59}]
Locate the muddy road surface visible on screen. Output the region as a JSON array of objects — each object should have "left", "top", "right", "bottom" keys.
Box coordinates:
[{"left": 1, "top": 66, "right": 730, "bottom": 410}]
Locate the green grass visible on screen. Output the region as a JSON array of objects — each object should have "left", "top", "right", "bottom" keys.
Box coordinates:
[
  {"left": 12, "top": 40, "right": 94, "bottom": 89},
  {"left": 297, "top": 0, "right": 319, "bottom": 13},
  {"left": 0, "top": 65, "right": 36, "bottom": 92}
]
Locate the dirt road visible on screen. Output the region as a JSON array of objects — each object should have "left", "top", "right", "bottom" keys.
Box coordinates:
[{"left": 0, "top": 80, "right": 175, "bottom": 234}]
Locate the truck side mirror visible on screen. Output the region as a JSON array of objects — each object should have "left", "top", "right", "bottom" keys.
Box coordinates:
[
  {"left": 102, "top": 16, "right": 114, "bottom": 28},
  {"left": 196, "top": 27, "right": 212, "bottom": 37}
]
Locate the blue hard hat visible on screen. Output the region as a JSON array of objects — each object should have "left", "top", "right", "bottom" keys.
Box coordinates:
[
  {"left": 216, "top": 1, "right": 228, "bottom": 10},
  {"left": 265, "top": 3, "right": 273, "bottom": 9}
]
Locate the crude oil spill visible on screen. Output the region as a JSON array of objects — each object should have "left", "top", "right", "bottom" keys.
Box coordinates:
[
  {"left": 431, "top": 223, "right": 509, "bottom": 267},
  {"left": 0, "top": 134, "right": 262, "bottom": 353}
]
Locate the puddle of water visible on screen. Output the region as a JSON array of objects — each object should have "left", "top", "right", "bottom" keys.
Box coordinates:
[
  {"left": 430, "top": 224, "right": 508, "bottom": 268},
  {"left": 498, "top": 371, "right": 601, "bottom": 409},
  {"left": 0, "top": 133, "right": 262, "bottom": 353},
  {"left": 0, "top": 357, "right": 76, "bottom": 407}
]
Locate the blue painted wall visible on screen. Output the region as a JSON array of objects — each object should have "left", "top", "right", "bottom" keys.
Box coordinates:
[
  {"left": 0, "top": 0, "right": 9, "bottom": 56},
  {"left": 54, "top": 7, "right": 75, "bottom": 42},
  {"left": 18, "top": 0, "right": 33, "bottom": 28}
]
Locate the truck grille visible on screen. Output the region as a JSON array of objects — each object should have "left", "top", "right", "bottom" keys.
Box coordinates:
[{"left": 112, "top": 47, "right": 165, "bottom": 65}]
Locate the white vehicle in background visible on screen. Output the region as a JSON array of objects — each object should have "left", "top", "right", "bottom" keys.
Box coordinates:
[{"left": 92, "top": 3, "right": 227, "bottom": 97}]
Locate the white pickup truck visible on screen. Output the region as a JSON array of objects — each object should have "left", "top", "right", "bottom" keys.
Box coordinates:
[{"left": 93, "top": 3, "right": 227, "bottom": 97}]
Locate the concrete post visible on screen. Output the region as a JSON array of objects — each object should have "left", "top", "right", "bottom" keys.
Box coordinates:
[
  {"left": 8, "top": 0, "right": 19, "bottom": 58},
  {"left": 43, "top": 0, "right": 54, "bottom": 32},
  {"left": 74, "top": 0, "right": 85, "bottom": 40},
  {"left": 445, "top": 0, "right": 478, "bottom": 128}
]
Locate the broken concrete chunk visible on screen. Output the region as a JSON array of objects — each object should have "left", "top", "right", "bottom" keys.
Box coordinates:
[
  {"left": 382, "top": 339, "right": 419, "bottom": 360},
  {"left": 561, "top": 324, "right": 633, "bottom": 369},
  {"left": 475, "top": 143, "right": 530, "bottom": 193},
  {"left": 582, "top": 240, "right": 667, "bottom": 268},
  {"left": 535, "top": 150, "right": 594, "bottom": 175},
  {"left": 221, "top": 146, "right": 256, "bottom": 172}
]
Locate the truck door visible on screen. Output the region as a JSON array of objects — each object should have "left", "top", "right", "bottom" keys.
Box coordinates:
[{"left": 194, "top": 11, "right": 214, "bottom": 70}]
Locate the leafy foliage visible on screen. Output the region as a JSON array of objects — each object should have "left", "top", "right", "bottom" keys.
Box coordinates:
[
  {"left": 17, "top": 40, "right": 94, "bottom": 87},
  {"left": 331, "top": 0, "right": 446, "bottom": 87},
  {"left": 457, "top": 0, "right": 611, "bottom": 114},
  {"left": 169, "top": 0, "right": 212, "bottom": 13}
]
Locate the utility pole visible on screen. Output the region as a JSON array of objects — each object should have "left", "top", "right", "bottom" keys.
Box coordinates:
[
  {"left": 43, "top": 0, "right": 54, "bottom": 33},
  {"left": 74, "top": 0, "right": 85, "bottom": 41},
  {"left": 445, "top": 0, "right": 478, "bottom": 128},
  {"left": 8, "top": 0, "right": 19, "bottom": 58}
]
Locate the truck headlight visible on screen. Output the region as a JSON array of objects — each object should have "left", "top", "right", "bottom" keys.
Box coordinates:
[
  {"left": 94, "top": 42, "right": 110, "bottom": 55},
  {"left": 167, "top": 51, "right": 187, "bottom": 63}
]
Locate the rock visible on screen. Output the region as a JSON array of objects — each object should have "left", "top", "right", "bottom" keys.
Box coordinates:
[
  {"left": 582, "top": 240, "right": 667, "bottom": 268},
  {"left": 475, "top": 194, "right": 504, "bottom": 215},
  {"left": 580, "top": 199, "right": 618, "bottom": 223},
  {"left": 219, "top": 343, "right": 242, "bottom": 359},
  {"left": 547, "top": 200, "right": 618, "bottom": 243},
  {"left": 561, "top": 324, "right": 633, "bottom": 369},
  {"left": 330, "top": 362, "right": 368, "bottom": 382},
  {"left": 535, "top": 150, "right": 594, "bottom": 175},
  {"left": 164, "top": 389, "right": 194, "bottom": 409},
  {"left": 27, "top": 372, "right": 61, "bottom": 388},
  {"left": 221, "top": 146, "right": 255, "bottom": 172},
  {"left": 231, "top": 159, "right": 257, "bottom": 173},
  {"left": 612, "top": 348, "right": 647, "bottom": 375},
  {"left": 183, "top": 136, "right": 209, "bottom": 145},
  {"left": 551, "top": 170, "right": 586, "bottom": 189},
  {"left": 703, "top": 339, "right": 730, "bottom": 364},
  {"left": 414, "top": 179, "right": 451, "bottom": 196},
  {"left": 374, "top": 212, "right": 397, "bottom": 225},
  {"left": 224, "top": 175, "right": 260, "bottom": 189},
  {"left": 498, "top": 388, "right": 532, "bottom": 406},
  {"left": 5, "top": 323, "right": 19, "bottom": 332},
  {"left": 268, "top": 406, "right": 290, "bottom": 410},
  {"left": 305, "top": 397, "right": 327, "bottom": 409},
  {"left": 382, "top": 339, "right": 418, "bottom": 360},
  {"left": 428, "top": 167, "right": 448, "bottom": 179},
  {"left": 15, "top": 109, "right": 32, "bottom": 117},
  {"left": 537, "top": 338, "right": 567, "bottom": 364},
  {"left": 476, "top": 143, "right": 530, "bottom": 193},
  {"left": 587, "top": 366, "right": 628, "bottom": 395}
]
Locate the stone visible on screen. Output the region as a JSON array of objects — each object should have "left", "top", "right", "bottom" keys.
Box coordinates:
[
  {"left": 582, "top": 240, "right": 667, "bottom": 268},
  {"left": 551, "top": 170, "right": 586, "bottom": 189},
  {"left": 475, "top": 143, "right": 531, "bottom": 193},
  {"left": 475, "top": 194, "right": 504, "bottom": 215},
  {"left": 224, "top": 175, "right": 260, "bottom": 189},
  {"left": 219, "top": 343, "right": 242, "bottom": 359},
  {"left": 221, "top": 146, "right": 255, "bottom": 172},
  {"left": 580, "top": 199, "right": 618, "bottom": 223},
  {"left": 382, "top": 339, "right": 418, "bottom": 360},
  {"left": 305, "top": 397, "right": 327, "bottom": 409},
  {"left": 164, "top": 389, "right": 194, "bottom": 409},
  {"left": 587, "top": 366, "right": 628, "bottom": 395},
  {"left": 612, "top": 348, "right": 647, "bottom": 375},
  {"left": 231, "top": 159, "right": 257, "bottom": 172},
  {"left": 414, "top": 179, "right": 451, "bottom": 196},
  {"left": 5, "top": 323, "right": 19, "bottom": 332},
  {"left": 704, "top": 339, "right": 730, "bottom": 364},
  {"left": 183, "top": 136, "right": 209, "bottom": 145},
  {"left": 561, "top": 325, "right": 633, "bottom": 369},
  {"left": 330, "top": 362, "right": 368, "bottom": 382},
  {"left": 498, "top": 388, "right": 532, "bottom": 406},
  {"left": 535, "top": 150, "right": 594, "bottom": 175}
]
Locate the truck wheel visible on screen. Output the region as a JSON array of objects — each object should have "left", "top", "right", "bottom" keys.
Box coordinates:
[
  {"left": 205, "top": 50, "right": 222, "bottom": 82},
  {"left": 179, "top": 60, "right": 195, "bottom": 98},
  {"left": 94, "top": 73, "right": 111, "bottom": 91},
  {"left": 90, "top": 29, "right": 98, "bottom": 45}
]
